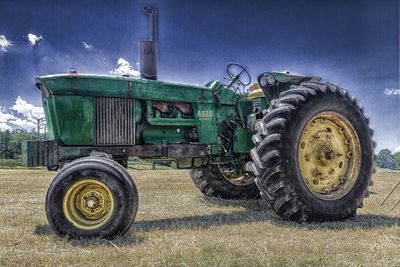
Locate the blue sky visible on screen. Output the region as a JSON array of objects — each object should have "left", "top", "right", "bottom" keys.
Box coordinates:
[{"left": 0, "top": 0, "right": 398, "bottom": 151}]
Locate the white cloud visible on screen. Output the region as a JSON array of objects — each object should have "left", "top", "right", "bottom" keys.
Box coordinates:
[
  {"left": 0, "top": 123, "right": 12, "bottom": 131},
  {"left": 0, "top": 35, "right": 13, "bottom": 52},
  {"left": 110, "top": 58, "right": 140, "bottom": 77},
  {"left": 11, "top": 96, "right": 44, "bottom": 120},
  {"left": 82, "top": 42, "right": 94, "bottom": 50},
  {"left": 395, "top": 145, "right": 400, "bottom": 153},
  {"left": 0, "top": 97, "right": 44, "bottom": 131},
  {"left": 26, "top": 33, "right": 43, "bottom": 46},
  {"left": 0, "top": 108, "right": 17, "bottom": 123},
  {"left": 384, "top": 88, "right": 400, "bottom": 96}
]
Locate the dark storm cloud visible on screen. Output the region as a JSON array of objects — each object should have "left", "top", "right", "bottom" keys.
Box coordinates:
[{"left": 0, "top": 0, "right": 398, "bottom": 150}]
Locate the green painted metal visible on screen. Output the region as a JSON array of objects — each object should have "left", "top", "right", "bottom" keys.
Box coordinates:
[
  {"left": 21, "top": 140, "right": 37, "bottom": 167},
  {"left": 147, "top": 117, "right": 196, "bottom": 126},
  {"left": 134, "top": 100, "right": 142, "bottom": 124},
  {"left": 233, "top": 127, "right": 254, "bottom": 153},
  {"left": 47, "top": 95, "right": 94, "bottom": 145},
  {"left": 142, "top": 126, "right": 188, "bottom": 144},
  {"left": 31, "top": 72, "right": 270, "bottom": 168}
]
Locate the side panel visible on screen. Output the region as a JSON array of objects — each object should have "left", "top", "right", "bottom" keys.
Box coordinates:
[
  {"left": 192, "top": 103, "right": 237, "bottom": 145},
  {"left": 50, "top": 96, "right": 94, "bottom": 145},
  {"left": 233, "top": 127, "right": 254, "bottom": 153},
  {"left": 193, "top": 103, "right": 218, "bottom": 144}
]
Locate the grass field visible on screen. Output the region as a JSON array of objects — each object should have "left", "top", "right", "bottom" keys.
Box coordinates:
[{"left": 0, "top": 167, "right": 399, "bottom": 266}]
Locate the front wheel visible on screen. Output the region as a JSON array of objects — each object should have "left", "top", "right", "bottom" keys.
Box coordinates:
[
  {"left": 45, "top": 157, "right": 138, "bottom": 238},
  {"left": 190, "top": 163, "right": 259, "bottom": 199},
  {"left": 249, "top": 81, "right": 374, "bottom": 222}
]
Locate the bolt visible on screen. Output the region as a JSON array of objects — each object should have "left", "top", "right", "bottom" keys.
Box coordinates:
[
  {"left": 345, "top": 139, "right": 349, "bottom": 145},
  {"left": 347, "top": 151, "right": 352, "bottom": 158},
  {"left": 325, "top": 150, "right": 334, "bottom": 160},
  {"left": 340, "top": 177, "right": 346, "bottom": 183}
]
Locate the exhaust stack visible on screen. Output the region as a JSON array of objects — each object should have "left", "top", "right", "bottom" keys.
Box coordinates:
[{"left": 139, "top": 5, "right": 157, "bottom": 80}]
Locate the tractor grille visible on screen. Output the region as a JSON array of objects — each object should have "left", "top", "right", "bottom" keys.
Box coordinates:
[{"left": 95, "top": 97, "right": 135, "bottom": 146}]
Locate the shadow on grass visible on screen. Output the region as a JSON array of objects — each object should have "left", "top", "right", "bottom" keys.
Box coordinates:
[
  {"left": 130, "top": 198, "right": 400, "bottom": 232},
  {"left": 34, "top": 224, "right": 145, "bottom": 246},
  {"left": 34, "top": 198, "right": 400, "bottom": 242}
]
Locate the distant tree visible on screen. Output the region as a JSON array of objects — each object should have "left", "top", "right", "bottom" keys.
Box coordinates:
[
  {"left": 0, "top": 129, "right": 42, "bottom": 159},
  {"left": 10, "top": 130, "right": 37, "bottom": 155},
  {"left": 0, "top": 130, "right": 13, "bottom": 159},
  {"left": 376, "top": 149, "right": 398, "bottom": 170},
  {"left": 380, "top": 156, "right": 398, "bottom": 170},
  {"left": 375, "top": 149, "right": 393, "bottom": 166},
  {"left": 393, "top": 152, "right": 400, "bottom": 169}
]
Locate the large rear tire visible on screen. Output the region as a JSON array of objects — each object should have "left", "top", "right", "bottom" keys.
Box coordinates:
[
  {"left": 190, "top": 164, "right": 259, "bottom": 199},
  {"left": 45, "top": 157, "right": 138, "bottom": 238},
  {"left": 249, "top": 81, "right": 375, "bottom": 222}
]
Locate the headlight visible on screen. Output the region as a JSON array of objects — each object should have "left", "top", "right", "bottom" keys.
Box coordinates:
[
  {"left": 260, "top": 76, "right": 268, "bottom": 87},
  {"left": 266, "top": 74, "right": 276, "bottom": 85},
  {"left": 260, "top": 74, "right": 276, "bottom": 87}
]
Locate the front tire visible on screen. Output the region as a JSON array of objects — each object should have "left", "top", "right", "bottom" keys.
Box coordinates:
[
  {"left": 250, "top": 81, "right": 374, "bottom": 222},
  {"left": 190, "top": 164, "right": 259, "bottom": 199},
  {"left": 45, "top": 157, "right": 138, "bottom": 238}
]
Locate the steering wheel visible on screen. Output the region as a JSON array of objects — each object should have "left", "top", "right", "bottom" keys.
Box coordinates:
[{"left": 226, "top": 63, "right": 251, "bottom": 86}]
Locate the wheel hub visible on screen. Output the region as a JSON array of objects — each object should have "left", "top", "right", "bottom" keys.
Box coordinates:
[
  {"left": 216, "top": 163, "right": 255, "bottom": 186},
  {"left": 63, "top": 179, "right": 114, "bottom": 230},
  {"left": 298, "top": 112, "right": 361, "bottom": 199}
]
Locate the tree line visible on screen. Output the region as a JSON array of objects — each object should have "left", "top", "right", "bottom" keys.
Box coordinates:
[
  {"left": 0, "top": 129, "right": 45, "bottom": 159},
  {"left": 375, "top": 148, "right": 400, "bottom": 170}
]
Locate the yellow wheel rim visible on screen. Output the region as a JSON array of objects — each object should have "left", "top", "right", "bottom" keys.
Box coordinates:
[
  {"left": 298, "top": 112, "right": 361, "bottom": 200},
  {"left": 63, "top": 179, "right": 114, "bottom": 230},
  {"left": 216, "top": 164, "right": 255, "bottom": 186}
]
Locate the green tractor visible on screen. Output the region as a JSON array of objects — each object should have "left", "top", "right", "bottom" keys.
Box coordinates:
[{"left": 23, "top": 6, "right": 375, "bottom": 238}]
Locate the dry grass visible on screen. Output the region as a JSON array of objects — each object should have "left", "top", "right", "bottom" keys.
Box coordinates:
[{"left": 0, "top": 167, "right": 399, "bottom": 266}]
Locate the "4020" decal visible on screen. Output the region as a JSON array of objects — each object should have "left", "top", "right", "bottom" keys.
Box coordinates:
[{"left": 197, "top": 110, "right": 213, "bottom": 120}]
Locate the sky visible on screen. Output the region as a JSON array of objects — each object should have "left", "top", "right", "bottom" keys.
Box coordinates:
[{"left": 0, "top": 0, "right": 398, "bottom": 151}]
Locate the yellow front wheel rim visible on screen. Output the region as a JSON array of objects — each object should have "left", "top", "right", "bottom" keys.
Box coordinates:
[
  {"left": 63, "top": 179, "right": 114, "bottom": 230},
  {"left": 298, "top": 112, "right": 361, "bottom": 200}
]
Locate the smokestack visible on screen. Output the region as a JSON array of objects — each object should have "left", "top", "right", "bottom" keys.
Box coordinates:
[{"left": 139, "top": 5, "right": 157, "bottom": 80}]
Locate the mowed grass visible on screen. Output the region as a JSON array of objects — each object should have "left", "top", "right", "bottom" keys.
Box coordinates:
[{"left": 0, "top": 167, "right": 399, "bottom": 266}]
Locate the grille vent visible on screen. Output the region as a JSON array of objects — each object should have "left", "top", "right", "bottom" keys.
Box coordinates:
[{"left": 95, "top": 97, "right": 135, "bottom": 145}]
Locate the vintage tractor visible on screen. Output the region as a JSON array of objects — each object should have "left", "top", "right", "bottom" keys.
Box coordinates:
[{"left": 22, "top": 6, "right": 375, "bottom": 238}]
